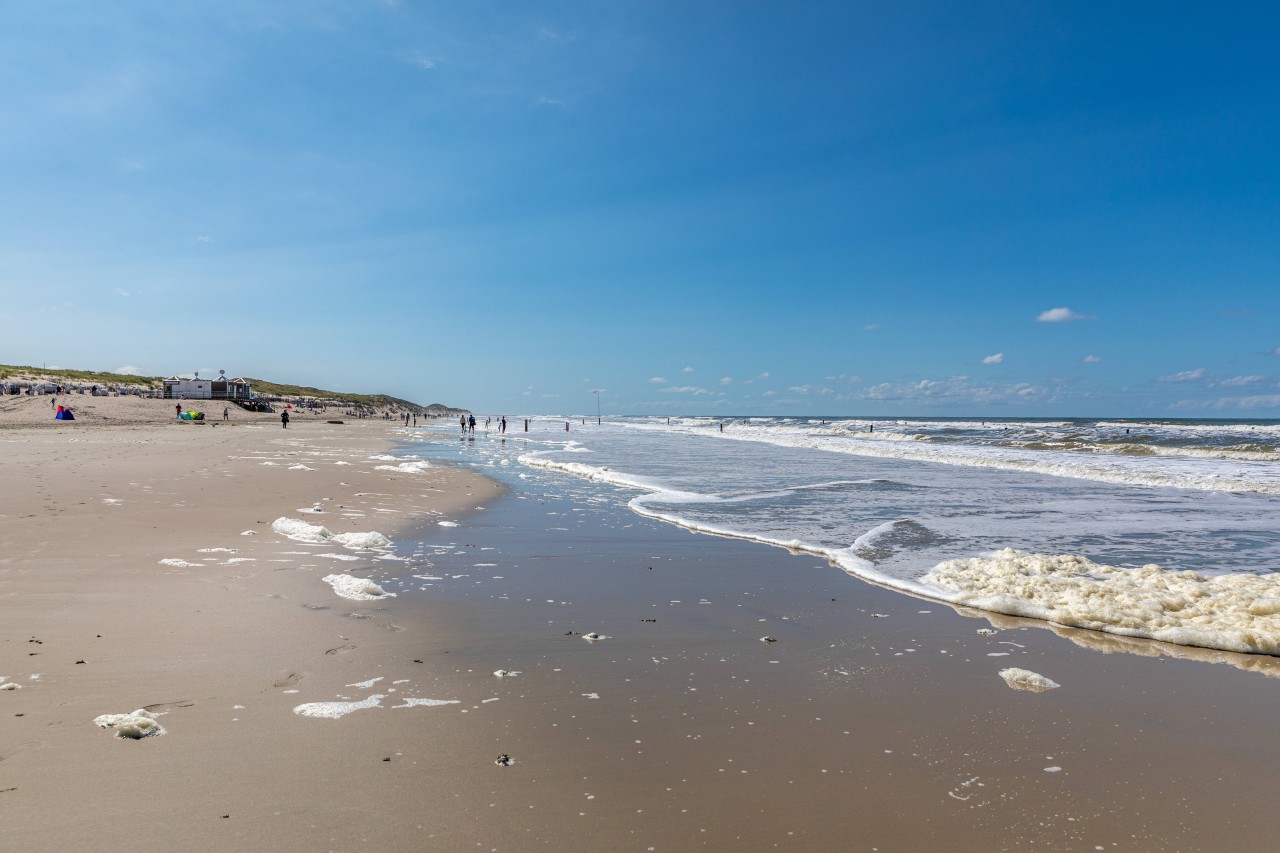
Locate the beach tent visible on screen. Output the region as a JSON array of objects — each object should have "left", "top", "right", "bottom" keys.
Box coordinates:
[{"left": 54, "top": 406, "right": 75, "bottom": 421}]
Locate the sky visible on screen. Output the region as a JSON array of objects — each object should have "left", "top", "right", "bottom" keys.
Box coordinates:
[{"left": 2, "top": 1, "right": 1279, "bottom": 417}]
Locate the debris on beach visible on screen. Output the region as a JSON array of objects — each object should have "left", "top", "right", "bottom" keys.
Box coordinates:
[
  {"left": 493, "top": 669, "right": 520, "bottom": 678},
  {"left": 760, "top": 636, "right": 777, "bottom": 643},
  {"left": 998, "top": 668, "right": 1060, "bottom": 692},
  {"left": 977, "top": 628, "right": 999, "bottom": 636},
  {"left": 582, "top": 632, "right": 608, "bottom": 642},
  {"left": 872, "top": 613, "right": 888, "bottom": 618},
  {"left": 495, "top": 754, "right": 513, "bottom": 766},
  {"left": 94, "top": 708, "right": 166, "bottom": 739}
]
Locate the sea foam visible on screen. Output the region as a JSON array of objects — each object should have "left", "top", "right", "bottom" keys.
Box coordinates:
[
  {"left": 272, "top": 517, "right": 391, "bottom": 551},
  {"left": 94, "top": 709, "right": 166, "bottom": 738},
  {"left": 322, "top": 573, "right": 396, "bottom": 601},
  {"left": 926, "top": 548, "right": 1280, "bottom": 655}
]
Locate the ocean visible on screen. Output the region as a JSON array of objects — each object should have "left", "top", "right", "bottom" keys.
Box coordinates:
[{"left": 416, "top": 416, "right": 1280, "bottom": 657}]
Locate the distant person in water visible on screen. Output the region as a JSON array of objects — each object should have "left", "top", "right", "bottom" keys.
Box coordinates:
[
  {"left": 468, "top": 415, "right": 476, "bottom": 433},
  {"left": 281, "top": 409, "right": 290, "bottom": 429},
  {"left": 501, "top": 416, "right": 506, "bottom": 433},
  {"left": 460, "top": 414, "right": 466, "bottom": 432}
]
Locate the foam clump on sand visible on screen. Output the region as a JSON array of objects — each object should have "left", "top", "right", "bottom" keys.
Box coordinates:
[
  {"left": 331, "top": 531, "right": 392, "bottom": 550},
  {"left": 294, "top": 695, "right": 385, "bottom": 719},
  {"left": 924, "top": 547, "right": 1280, "bottom": 655},
  {"left": 294, "top": 693, "right": 459, "bottom": 717},
  {"left": 159, "top": 558, "right": 200, "bottom": 568},
  {"left": 272, "top": 517, "right": 390, "bottom": 551},
  {"left": 998, "top": 668, "right": 1060, "bottom": 692},
  {"left": 375, "top": 461, "right": 432, "bottom": 474},
  {"left": 1, "top": 678, "right": 21, "bottom": 690},
  {"left": 94, "top": 709, "right": 166, "bottom": 738},
  {"left": 322, "top": 573, "right": 397, "bottom": 601}
]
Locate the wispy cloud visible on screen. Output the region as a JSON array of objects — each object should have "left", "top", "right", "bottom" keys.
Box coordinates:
[
  {"left": 1158, "top": 368, "right": 1205, "bottom": 383},
  {"left": 649, "top": 376, "right": 666, "bottom": 383},
  {"left": 683, "top": 366, "right": 694, "bottom": 373},
  {"left": 863, "top": 323, "right": 879, "bottom": 331},
  {"left": 115, "top": 364, "right": 141, "bottom": 375},
  {"left": 1082, "top": 354, "right": 1102, "bottom": 363},
  {"left": 1270, "top": 346, "right": 1280, "bottom": 356},
  {"left": 982, "top": 353, "right": 1004, "bottom": 365},
  {"left": 1036, "top": 306, "right": 1087, "bottom": 323},
  {"left": 859, "top": 376, "right": 1054, "bottom": 406},
  {"left": 659, "top": 385, "right": 710, "bottom": 395},
  {"left": 788, "top": 385, "right": 833, "bottom": 396},
  {"left": 115, "top": 288, "right": 130, "bottom": 298},
  {"left": 719, "top": 377, "right": 733, "bottom": 385},
  {"left": 1216, "top": 375, "right": 1265, "bottom": 388}
]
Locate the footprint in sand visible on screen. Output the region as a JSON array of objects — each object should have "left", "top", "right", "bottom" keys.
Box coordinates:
[
  {"left": 325, "top": 643, "right": 357, "bottom": 656},
  {"left": 273, "top": 672, "right": 304, "bottom": 689}
]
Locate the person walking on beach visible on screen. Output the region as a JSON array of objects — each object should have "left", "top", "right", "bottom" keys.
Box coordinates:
[
  {"left": 460, "top": 414, "right": 466, "bottom": 433},
  {"left": 468, "top": 415, "right": 476, "bottom": 433},
  {"left": 500, "top": 416, "right": 506, "bottom": 434},
  {"left": 281, "top": 409, "right": 290, "bottom": 429},
  {"left": 223, "top": 406, "right": 229, "bottom": 421}
]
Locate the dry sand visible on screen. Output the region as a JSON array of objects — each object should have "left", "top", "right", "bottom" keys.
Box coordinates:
[{"left": 4, "top": 397, "right": 1280, "bottom": 851}]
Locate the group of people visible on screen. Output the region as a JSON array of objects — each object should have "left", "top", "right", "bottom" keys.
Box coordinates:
[{"left": 459, "top": 414, "right": 509, "bottom": 434}]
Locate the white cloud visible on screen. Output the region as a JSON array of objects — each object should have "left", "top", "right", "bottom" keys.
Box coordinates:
[
  {"left": 649, "top": 376, "right": 666, "bottom": 383},
  {"left": 858, "top": 377, "right": 1053, "bottom": 406},
  {"left": 787, "top": 385, "right": 833, "bottom": 395},
  {"left": 114, "top": 364, "right": 141, "bottom": 375},
  {"left": 1158, "top": 368, "right": 1205, "bottom": 383},
  {"left": 196, "top": 235, "right": 212, "bottom": 243},
  {"left": 825, "top": 374, "right": 861, "bottom": 383},
  {"left": 411, "top": 52, "right": 436, "bottom": 70},
  {"left": 1271, "top": 346, "right": 1280, "bottom": 356},
  {"left": 720, "top": 377, "right": 733, "bottom": 385},
  {"left": 1082, "top": 354, "right": 1102, "bottom": 363},
  {"left": 115, "top": 288, "right": 130, "bottom": 298},
  {"left": 659, "top": 386, "right": 710, "bottom": 395},
  {"left": 761, "top": 390, "right": 776, "bottom": 397},
  {"left": 683, "top": 366, "right": 694, "bottom": 373},
  {"left": 1217, "top": 375, "right": 1265, "bottom": 388},
  {"left": 982, "top": 353, "right": 1004, "bottom": 365},
  {"left": 1036, "top": 307, "right": 1086, "bottom": 323},
  {"left": 863, "top": 323, "right": 879, "bottom": 331}
]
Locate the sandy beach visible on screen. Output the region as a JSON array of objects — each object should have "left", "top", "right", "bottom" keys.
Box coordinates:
[{"left": 4, "top": 399, "right": 1280, "bottom": 851}]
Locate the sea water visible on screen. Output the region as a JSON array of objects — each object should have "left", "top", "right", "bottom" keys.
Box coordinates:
[{"left": 415, "top": 416, "right": 1280, "bottom": 656}]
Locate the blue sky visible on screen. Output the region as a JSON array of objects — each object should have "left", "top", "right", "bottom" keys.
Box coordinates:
[{"left": 3, "top": 2, "right": 1279, "bottom": 416}]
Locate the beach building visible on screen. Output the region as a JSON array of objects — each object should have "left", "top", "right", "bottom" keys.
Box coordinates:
[{"left": 162, "top": 372, "right": 253, "bottom": 401}]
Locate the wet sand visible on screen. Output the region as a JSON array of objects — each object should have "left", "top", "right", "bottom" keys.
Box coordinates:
[{"left": 4, "top": 411, "right": 1280, "bottom": 851}]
